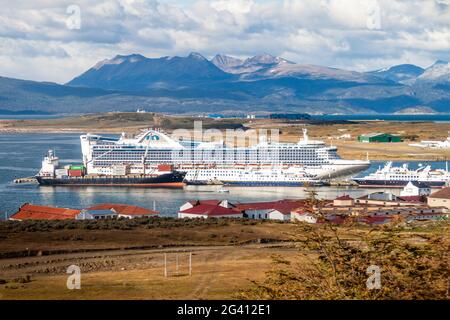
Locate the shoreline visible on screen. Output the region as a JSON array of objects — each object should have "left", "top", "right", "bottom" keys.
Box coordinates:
[{"left": 1, "top": 113, "right": 450, "bottom": 161}]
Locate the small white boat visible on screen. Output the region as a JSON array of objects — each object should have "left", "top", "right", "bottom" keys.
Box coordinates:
[{"left": 218, "top": 188, "right": 230, "bottom": 193}]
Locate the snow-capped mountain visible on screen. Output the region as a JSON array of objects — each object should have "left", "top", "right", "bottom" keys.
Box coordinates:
[
  {"left": 211, "top": 54, "right": 295, "bottom": 74},
  {"left": 416, "top": 60, "right": 450, "bottom": 83},
  {"left": 368, "top": 64, "right": 425, "bottom": 84},
  {"left": 240, "top": 62, "right": 381, "bottom": 83},
  {"left": 210, "top": 54, "right": 244, "bottom": 73}
]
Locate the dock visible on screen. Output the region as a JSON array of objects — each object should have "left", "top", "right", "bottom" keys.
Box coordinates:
[
  {"left": 14, "top": 177, "right": 38, "bottom": 184},
  {"left": 326, "top": 180, "right": 359, "bottom": 187}
]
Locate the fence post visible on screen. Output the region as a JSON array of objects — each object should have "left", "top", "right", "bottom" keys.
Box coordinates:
[
  {"left": 189, "top": 252, "right": 192, "bottom": 276},
  {"left": 176, "top": 253, "right": 179, "bottom": 275},
  {"left": 164, "top": 253, "right": 167, "bottom": 278}
]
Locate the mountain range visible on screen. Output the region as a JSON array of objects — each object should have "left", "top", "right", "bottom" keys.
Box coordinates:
[{"left": 1, "top": 52, "right": 449, "bottom": 115}]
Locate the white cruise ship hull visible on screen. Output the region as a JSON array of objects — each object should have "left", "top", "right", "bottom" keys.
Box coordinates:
[
  {"left": 352, "top": 161, "right": 450, "bottom": 188},
  {"left": 183, "top": 167, "right": 324, "bottom": 186},
  {"left": 308, "top": 160, "right": 371, "bottom": 179}
]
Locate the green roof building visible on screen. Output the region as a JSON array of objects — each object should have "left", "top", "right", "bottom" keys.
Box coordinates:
[{"left": 357, "top": 133, "right": 402, "bottom": 143}]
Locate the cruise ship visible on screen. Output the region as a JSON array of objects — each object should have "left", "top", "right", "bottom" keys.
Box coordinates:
[
  {"left": 77, "top": 128, "right": 370, "bottom": 186},
  {"left": 353, "top": 162, "right": 450, "bottom": 187}
]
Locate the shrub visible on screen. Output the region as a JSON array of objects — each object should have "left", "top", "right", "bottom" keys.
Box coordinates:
[{"left": 239, "top": 222, "right": 449, "bottom": 300}]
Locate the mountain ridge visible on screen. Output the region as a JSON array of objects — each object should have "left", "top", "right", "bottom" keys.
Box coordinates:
[{"left": 1, "top": 52, "right": 449, "bottom": 115}]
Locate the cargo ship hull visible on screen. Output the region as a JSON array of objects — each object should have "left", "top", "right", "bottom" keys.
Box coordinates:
[{"left": 36, "top": 172, "right": 186, "bottom": 188}]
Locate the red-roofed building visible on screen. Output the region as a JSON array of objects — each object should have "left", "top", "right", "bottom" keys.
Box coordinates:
[
  {"left": 84, "top": 203, "right": 159, "bottom": 219},
  {"left": 358, "top": 215, "right": 394, "bottom": 225},
  {"left": 428, "top": 187, "right": 450, "bottom": 209},
  {"left": 179, "top": 199, "right": 234, "bottom": 212},
  {"left": 235, "top": 200, "right": 307, "bottom": 221},
  {"left": 9, "top": 203, "right": 80, "bottom": 221},
  {"left": 397, "top": 195, "right": 427, "bottom": 203},
  {"left": 178, "top": 203, "right": 243, "bottom": 219},
  {"left": 333, "top": 195, "right": 354, "bottom": 207}
]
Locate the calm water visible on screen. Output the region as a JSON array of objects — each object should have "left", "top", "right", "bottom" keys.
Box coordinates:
[
  {"left": 0, "top": 133, "right": 448, "bottom": 219},
  {"left": 0, "top": 114, "right": 67, "bottom": 120}
]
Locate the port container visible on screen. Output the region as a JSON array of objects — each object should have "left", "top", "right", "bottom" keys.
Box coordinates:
[
  {"left": 55, "top": 169, "right": 68, "bottom": 176},
  {"left": 70, "top": 165, "right": 85, "bottom": 170},
  {"left": 157, "top": 164, "right": 173, "bottom": 172},
  {"left": 64, "top": 165, "right": 71, "bottom": 170},
  {"left": 68, "top": 169, "right": 83, "bottom": 177},
  {"left": 112, "top": 165, "right": 128, "bottom": 176}
]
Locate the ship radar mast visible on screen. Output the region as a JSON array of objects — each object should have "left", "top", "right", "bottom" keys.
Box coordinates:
[{"left": 302, "top": 128, "right": 308, "bottom": 143}]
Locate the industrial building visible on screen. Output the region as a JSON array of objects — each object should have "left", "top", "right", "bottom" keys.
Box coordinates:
[{"left": 357, "top": 133, "right": 402, "bottom": 143}]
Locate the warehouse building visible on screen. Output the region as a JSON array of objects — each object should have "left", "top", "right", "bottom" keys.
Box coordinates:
[{"left": 357, "top": 133, "right": 402, "bottom": 143}]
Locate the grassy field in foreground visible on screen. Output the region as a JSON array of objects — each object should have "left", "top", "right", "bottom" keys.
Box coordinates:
[
  {"left": 0, "top": 219, "right": 448, "bottom": 299},
  {"left": 0, "top": 247, "right": 280, "bottom": 300}
]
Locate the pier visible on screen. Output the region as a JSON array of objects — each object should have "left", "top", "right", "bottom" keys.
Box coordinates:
[
  {"left": 13, "top": 177, "right": 37, "bottom": 184},
  {"left": 325, "top": 180, "right": 359, "bottom": 187}
]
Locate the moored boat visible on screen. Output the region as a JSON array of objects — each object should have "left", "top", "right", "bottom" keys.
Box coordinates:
[
  {"left": 35, "top": 150, "right": 186, "bottom": 187},
  {"left": 353, "top": 162, "right": 450, "bottom": 188}
]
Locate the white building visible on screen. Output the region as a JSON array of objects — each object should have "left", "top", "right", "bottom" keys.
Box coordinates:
[
  {"left": 400, "top": 181, "right": 431, "bottom": 197},
  {"left": 76, "top": 209, "right": 118, "bottom": 220},
  {"left": 291, "top": 210, "right": 318, "bottom": 224},
  {"left": 235, "top": 200, "right": 306, "bottom": 221},
  {"left": 179, "top": 200, "right": 233, "bottom": 212}
]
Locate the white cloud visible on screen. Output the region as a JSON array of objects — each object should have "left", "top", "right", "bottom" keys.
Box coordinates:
[{"left": 0, "top": 0, "right": 448, "bottom": 82}]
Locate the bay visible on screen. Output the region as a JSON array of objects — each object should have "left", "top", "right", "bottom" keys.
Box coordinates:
[{"left": 0, "top": 133, "right": 447, "bottom": 219}]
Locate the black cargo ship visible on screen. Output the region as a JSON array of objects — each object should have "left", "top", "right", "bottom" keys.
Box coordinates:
[{"left": 36, "top": 171, "right": 186, "bottom": 187}]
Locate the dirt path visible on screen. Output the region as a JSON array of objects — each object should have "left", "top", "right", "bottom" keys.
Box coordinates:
[{"left": 0, "top": 242, "right": 299, "bottom": 299}]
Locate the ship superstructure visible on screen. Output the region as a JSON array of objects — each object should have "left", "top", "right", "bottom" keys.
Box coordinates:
[
  {"left": 353, "top": 161, "right": 450, "bottom": 187},
  {"left": 79, "top": 128, "right": 370, "bottom": 186}
]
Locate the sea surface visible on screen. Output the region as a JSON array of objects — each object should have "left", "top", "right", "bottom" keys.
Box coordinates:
[
  {"left": 0, "top": 133, "right": 448, "bottom": 219},
  {"left": 312, "top": 114, "right": 450, "bottom": 122},
  {"left": 0, "top": 114, "right": 67, "bottom": 120},
  {"left": 2, "top": 113, "right": 450, "bottom": 122}
]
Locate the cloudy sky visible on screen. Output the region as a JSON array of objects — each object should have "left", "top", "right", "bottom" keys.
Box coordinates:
[{"left": 0, "top": 0, "right": 449, "bottom": 83}]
